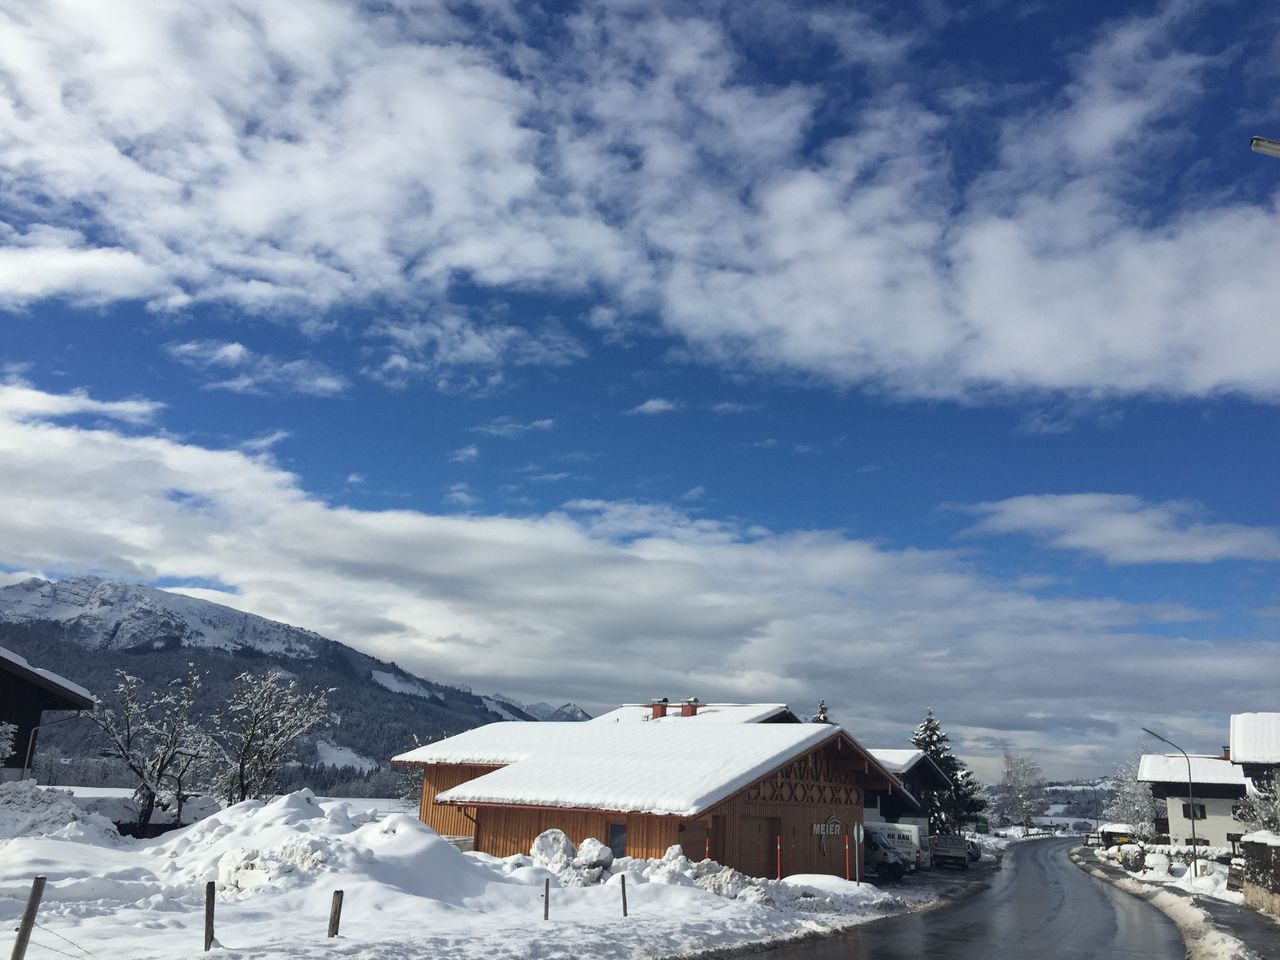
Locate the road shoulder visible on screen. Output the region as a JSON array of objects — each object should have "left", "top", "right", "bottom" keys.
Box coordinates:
[{"left": 1070, "top": 846, "right": 1268, "bottom": 960}]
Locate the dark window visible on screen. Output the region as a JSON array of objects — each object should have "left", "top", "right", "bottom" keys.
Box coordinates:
[
  {"left": 1227, "top": 833, "right": 1243, "bottom": 842},
  {"left": 608, "top": 823, "right": 627, "bottom": 859},
  {"left": 1181, "top": 802, "right": 1206, "bottom": 820}
]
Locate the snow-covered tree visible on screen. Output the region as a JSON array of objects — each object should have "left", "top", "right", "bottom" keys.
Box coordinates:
[
  {"left": 910, "top": 708, "right": 988, "bottom": 833},
  {"left": 89, "top": 669, "right": 207, "bottom": 826},
  {"left": 0, "top": 721, "right": 16, "bottom": 766},
  {"left": 396, "top": 734, "right": 426, "bottom": 810},
  {"left": 208, "top": 671, "right": 333, "bottom": 804},
  {"left": 1102, "top": 760, "right": 1161, "bottom": 839},
  {"left": 1235, "top": 770, "right": 1280, "bottom": 833},
  {"left": 993, "top": 751, "right": 1045, "bottom": 827}
]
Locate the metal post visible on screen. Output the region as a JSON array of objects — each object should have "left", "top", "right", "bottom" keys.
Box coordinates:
[
  {"left": 327, "top": 890, "right": 344, "bottom": 938},
  {"left": 204, "top": 880, "right": 215, "bottom": 951},
  {"left": 10, "top": 876, "right": 46, "bottom": 960},
  {"left": 620, "top": 874, "right": 628, "bottom": 917},
  {"left": 1142, "top": 727, "right": 1200, "bottom": 881},
  {"left": 543, "top": 877, "right": 549, "bottom": 921}
]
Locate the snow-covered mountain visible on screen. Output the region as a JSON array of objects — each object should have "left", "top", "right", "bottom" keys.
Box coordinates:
[
  {"left": 0, "top": 575, "right": 566, "bottom": 769},
  {"left": 0, "top": 576, "right": 327, "bottom": 657},
  {"left": 490, "top": 696, "right": 592, "bottom": 722}
]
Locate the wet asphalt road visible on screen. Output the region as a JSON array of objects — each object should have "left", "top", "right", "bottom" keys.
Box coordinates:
[{"left": 734, "top": 838, "right": 1183, "bottom": 960}]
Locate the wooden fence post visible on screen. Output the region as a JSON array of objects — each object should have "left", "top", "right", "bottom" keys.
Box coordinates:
[
  {"left": 327, "top": 890, "right": 344, "bottom": 938},
  {"left": 543, "top": 877, "right": 549, "bottom": 921},
  {"left": 621, "top": 874, "right": 628, "bottom": 918},
  {"left": 204, "top": 880, "right": 215, "bottom": 951},
  {"left": 9, "top": 876, "right": 46, "bottom": 960}
]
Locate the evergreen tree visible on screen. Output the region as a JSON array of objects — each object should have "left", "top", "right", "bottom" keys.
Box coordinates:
[
  {"left": 0, "top": 721, "right": 15, "bottom": 766},
  {"left": 910, "top": 708, "right": 988, "bottom": 834}
]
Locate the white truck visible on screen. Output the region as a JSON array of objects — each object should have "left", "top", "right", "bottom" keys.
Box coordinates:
[{"left": 866, "top": 822, "right": 926, "bottom": 871}]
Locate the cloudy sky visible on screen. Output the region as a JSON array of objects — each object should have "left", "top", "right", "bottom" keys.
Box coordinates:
[{"left": 2, "top": 0, "right": 1279, "bottom": 779}]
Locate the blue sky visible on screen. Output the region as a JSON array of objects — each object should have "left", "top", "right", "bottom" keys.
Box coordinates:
[{"left": 2, "top": 0, "right": 1279, "bottom": 778}]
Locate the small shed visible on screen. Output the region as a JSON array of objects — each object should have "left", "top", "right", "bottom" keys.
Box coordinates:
[
  {"left": 0, "top": 644, "right": 95, "bottom": 779},
  {"left": 393, "top": 719, "right": 913, "bottom": 879}
]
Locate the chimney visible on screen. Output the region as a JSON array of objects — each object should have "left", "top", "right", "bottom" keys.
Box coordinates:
[
  {"left": 1223, "top": 746, "right": 1231, "bottom": 761},
  {"left": 681, "top": 697, "right": 700, "bottom": 718},
  {"left": 650, "top": 697, "right": 669, "bottom": 720}
]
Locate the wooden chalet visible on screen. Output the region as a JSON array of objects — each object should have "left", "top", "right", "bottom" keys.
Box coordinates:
[
  {"left": 865, "top": 748, "right": 951, "bottom": 827},
  {"left": 393, "top": 700, "right": 916, "bottom": 879},
  {"left": 1, "top": 644, "right": 95, "bottom": 779}
]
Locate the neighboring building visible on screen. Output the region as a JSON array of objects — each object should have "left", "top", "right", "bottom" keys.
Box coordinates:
[
  {"left": 393, "top": 703, "right": 914, "bottom": 879},
  {"left": 1230, "top": 713, "right": 1280, "bottom": 781},
  {"left": 0, "top": 644, "right": 95, "bottom": 781},
  {"left": 864, "top": 748, "right": 952, "bottom": 834},
  {"left": 1137, "top": 753, "right": 1248, "bottom": 847}
]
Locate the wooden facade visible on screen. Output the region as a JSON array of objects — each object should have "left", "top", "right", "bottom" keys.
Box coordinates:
[
  {"left": 409, "top": 732, "right": 900, "bottom": 879},
  {"left": 0, "top": 649, "right": 94, "bottom": 775}
]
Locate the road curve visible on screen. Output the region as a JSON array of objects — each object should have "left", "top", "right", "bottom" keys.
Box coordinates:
[{"left": 734, "top": 838, "right": 1183, "bottom": 960}]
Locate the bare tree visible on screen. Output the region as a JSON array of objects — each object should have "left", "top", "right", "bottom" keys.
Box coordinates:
[
  {"left": 1235, "top": 770, "right": 1280, "bottom": 834},
  {"left": 208, "top": 671, "right": 333, "bottom": 804},
  {"left": 994, "top": 751, "right": 1045, "bottom": 828},
  {"left": 89, "top": 669, "right": 206, "bottom": 826},
  {"left": 1102, "top": 759, "right": 1161, "bottom": 839}
]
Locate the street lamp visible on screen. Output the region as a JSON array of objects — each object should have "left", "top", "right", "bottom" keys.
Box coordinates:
[
  {"left": 1251, "top": 136, "right": 1280, "bottom": 159},
  {"left": 1142, "top": 726, "right": 1199, "bottom": 881}
]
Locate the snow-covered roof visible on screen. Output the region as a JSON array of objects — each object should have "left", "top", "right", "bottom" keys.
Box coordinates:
[
  {"left": 0, "top": 644, "right": 95, "bottom": 707},
  {"left": 1100, "top": 823, "right": 1134, "bottom": 833},
  {"left": 1230, "top": 713, "right": 1280, "bottom": 765},
  {"left": 1137, "top": 754, "right": 1247, "bottom": 787},
  {"left": 589, "top": 703, "right": 795, "bottom": 724},
  {"left": 867, "top": 749, "right": 952, "bottom": 789},
  {"left": 394, "top": 722, "right": 903, "bottom": 817}
]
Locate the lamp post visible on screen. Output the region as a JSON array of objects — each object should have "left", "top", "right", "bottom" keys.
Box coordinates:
[
  {"left": 1252, "top": 136, "right": 1280, "bottom": 159},
  {"left": 1142, "top": 726, "right": 1199, "bottom": 881}
]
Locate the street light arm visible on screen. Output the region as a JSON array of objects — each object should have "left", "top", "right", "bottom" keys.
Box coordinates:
[{"left": 1141, "top": 726, "right": 1199, "bottom": 874}]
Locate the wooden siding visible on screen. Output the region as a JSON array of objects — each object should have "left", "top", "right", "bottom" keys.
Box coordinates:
[
  {"left": 474, "top": 807, "right": 680, "bottom": 860},
  {"left": 418, "top": 764, "right": 500, "bottom": 838}
]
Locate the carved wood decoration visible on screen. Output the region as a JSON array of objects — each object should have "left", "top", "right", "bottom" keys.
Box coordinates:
[{"left": 744, "top": 748, "right": 863, "bottom": 806}]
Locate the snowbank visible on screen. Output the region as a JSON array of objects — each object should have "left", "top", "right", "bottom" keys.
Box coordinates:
[
  {"left": 0, "top": 780, "right": 119, "bottom": 843},
  {"left": 0, "top": 789, "right": 937, "bottom": 960}
]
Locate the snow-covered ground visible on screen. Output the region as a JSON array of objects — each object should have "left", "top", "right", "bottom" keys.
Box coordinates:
[
  {"left": 0, "top": 782, "right": 941, "bottom": 960},
  {"left": 1094, "top": 844, "right": 1241, "bottom": 904}
]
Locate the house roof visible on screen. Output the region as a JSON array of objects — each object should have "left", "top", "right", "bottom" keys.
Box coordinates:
[
  {"left": 1137, "top": 754, "right": 1248, "bottom": 787},
  {"left": 589, "top": 702, "right": 796, "bottom": 724},
  {"left": 868, "top": 749, "right": 954, "bottom": 789},
  {"left": 0, "top": 644, "right": 95, "bottom": 710},
  {"left": 1230, "top": 713, "right": 1280, "bottom": 765},
  {"left": 393, "top": 721, "right": 905, "bottom": 817}
]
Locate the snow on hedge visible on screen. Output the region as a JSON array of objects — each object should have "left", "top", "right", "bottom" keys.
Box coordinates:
[{"left": 0, "top": 786, "right": 933, "bottom": 960}]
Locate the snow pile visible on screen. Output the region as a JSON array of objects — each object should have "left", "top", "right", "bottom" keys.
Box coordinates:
[
  {"left": 0, "top": 792, "right": 936, "bottom": 960},
  {"left": 519, "top": 831, "right": 903, "bottom": 916},
  {"left": 0, "top": 780, "right": 119, "bottom": 843}
]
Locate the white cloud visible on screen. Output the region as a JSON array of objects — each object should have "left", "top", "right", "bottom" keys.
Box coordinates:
[
  {"left": 0, "top": 380, "right": 161, "bottom": 424},
  {"left": 964, "top": 494, "right": 1280, "bottom": 564},
  {"left": 240, "top": 430, "right": 292, "bottom": 453},
  {"left": 4, "top": 383, "right": 1265, "bottom": 776},
  {"left": 443, "top": 482, "right": 479, "bottom": 508},
  {"left": 472, "top": 416, "right": 555, "bottom": 438},
  {"left": 449, "top": 444, "right": 480, "bottom": 464},
  {"left": 167, "top": 340, "right": 347, "bottom": 396},
  {"left": 711, "top": 402, "right": 758, "bottom": 414},
  {"left": 3, "top": 4, "right": 1278, "bottom": 401},
  {"left": 625, "top": 398, "right": 681, "bottom": 416}
]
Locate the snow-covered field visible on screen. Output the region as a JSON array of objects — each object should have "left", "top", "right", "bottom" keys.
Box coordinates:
[{"left": 0, "top": 782, "right": 936, "bottom": 960}]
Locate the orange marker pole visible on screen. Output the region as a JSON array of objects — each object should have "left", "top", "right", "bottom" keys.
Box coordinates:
[
  {"left": 845, "top": 832, "right": 850, "bottom": 881},
  {"left": 776, "top": 836, "right": 782, "bottom": 879}
]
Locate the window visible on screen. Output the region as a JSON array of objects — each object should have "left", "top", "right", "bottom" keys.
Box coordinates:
[
  {"left": 607, "top": 822, "right": 627, "bottom": 859},
  {"left": 1181, "top": 802, "right": 1206, "bottom": 820}
]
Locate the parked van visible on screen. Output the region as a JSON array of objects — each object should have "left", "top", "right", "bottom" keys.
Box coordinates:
[
  {"left": 863, "top": 830, "right": 910, "bottom": 881},
  {"left": 866, "top": 822, "right": 925, "bottom": 870}
]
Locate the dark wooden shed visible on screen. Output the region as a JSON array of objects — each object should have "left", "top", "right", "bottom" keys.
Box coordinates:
[{"left": 1, "top": 645, "right": 95, "bottom": 777}]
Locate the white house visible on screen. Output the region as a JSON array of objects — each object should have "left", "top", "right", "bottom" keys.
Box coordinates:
[{"left": 1137, "top": 753, "right": 1248, "bottom": 847}]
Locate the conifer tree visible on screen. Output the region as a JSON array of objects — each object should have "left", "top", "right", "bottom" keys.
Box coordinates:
[{"left": 910, "top": 708, "right": 988, "bottom": 833}]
